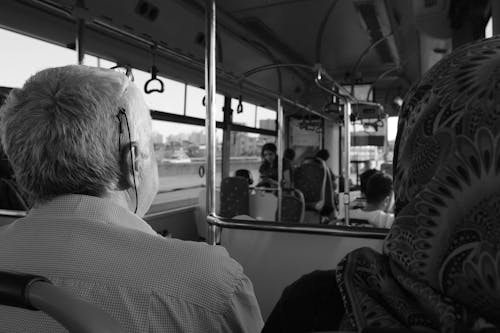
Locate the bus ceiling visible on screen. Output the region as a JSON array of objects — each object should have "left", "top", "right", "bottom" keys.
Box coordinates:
[{"left": 0, "top": 0, "right": 493, "bottom": 118}]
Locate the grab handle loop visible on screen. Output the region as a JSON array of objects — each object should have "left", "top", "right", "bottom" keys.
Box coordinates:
[
  {"left": 237, "top": 95, "right": 243, "bottom": 113},
  {"left": 144, "top": 45, "right": 164, "bottom": 94}
]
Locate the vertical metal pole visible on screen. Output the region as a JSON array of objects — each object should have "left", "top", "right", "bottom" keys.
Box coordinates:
[
  {"left": 183, "top": 84, "right": 187, "bottom": 116},
  {"left": 276, "top": 98, "right": 283, "bottom": 221},
  {"left": 343, "top": 100, "right": 351, "bottom": 225},
  {"left": 76, "top": 18, "right": 85, "bottom": 65},
  {"left": 205, "top": 0, "right": 217, "bottom": 245},
  {"left": 221, "top": 96, "right": 232, "bottom": 179}
]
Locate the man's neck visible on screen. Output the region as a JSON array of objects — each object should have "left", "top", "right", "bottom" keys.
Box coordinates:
[{"left": 103, "top": 190, "right": 135, "bottom": 213}]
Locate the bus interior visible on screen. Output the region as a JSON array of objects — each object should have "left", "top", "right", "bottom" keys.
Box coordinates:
[{"left": 0, "top": 0, "right": 496, "bottom": 325}]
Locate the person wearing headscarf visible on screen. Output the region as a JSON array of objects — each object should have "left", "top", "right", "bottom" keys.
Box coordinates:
[
  {"left": 263, "top": 36, "right": 500, "bottom": 333},
  {"left": 337, "top": 36, "right": 500, "bottom": 331}
]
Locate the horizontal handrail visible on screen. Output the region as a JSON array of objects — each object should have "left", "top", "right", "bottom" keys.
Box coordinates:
[
  {"left": 144, "top": 204, "right": 198, "bottom": 220},
  {"left": 206, "top": 214, "right": 388, "bottom": 239},
  {"left": 0, "top": 209, "right": 27, "bottom": 217}
]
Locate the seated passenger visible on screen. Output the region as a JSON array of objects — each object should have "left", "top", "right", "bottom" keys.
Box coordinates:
[
  {"left": 349, "top": 172, "right": 394, "bottom": 228},
  {"left": 283, "top": 148, "right": 296, "bottom": 185},
  {"left": 235, "top": 168, "right": 254, "bottom": 185},
  {"left": 0, "top": 66, "right": 263, "bottom": 332},
  {"left": 315, "top": 149, "right": 337, "bottom": 190},
  {"left": 349, "top": 168, "right": 380, "bottom": 209},
  {"left": 258, "top": 143, "right": 291, "bottom": 188},
  {"left": 338, "top": 36, "right": 500, "bottom": 331}
]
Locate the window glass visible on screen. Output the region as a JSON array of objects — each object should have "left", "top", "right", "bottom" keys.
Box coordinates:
[
  {"left": 0, "top": 28, "right": 76, "bottom": 87},
  {"left": 347, "top": 117, "right": 398, "bottom": 186},
  {"left": 486, "top": 16, "right": 493, "bottom": 38},
  {"left": 132, "top": 68, "right": 185, "bottom": 115},
  {"left": 228, "top": 132, "right": 275, "bottom": 182},
  {"left": 98, "top": 58, "right": 117, "bottom": 68},
  {"left": 151, "top": 120, "right": 222, "bottom": 205},
  {"left": 256, "top": 106, "right": 276, "bottom": 131},
  {"left": 341, "top": 84, "right": 373, "bottom": 101},
  {"left": 185, "top": 86, "right": 223, "bottom": 121},
  {"left": 232, "top": 100, "right": 257, "bottom": 127},
  {"left": 83, "top": 55, "right": 98, "bottom": 67}
]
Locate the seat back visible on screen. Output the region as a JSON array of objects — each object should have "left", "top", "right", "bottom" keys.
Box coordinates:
[
  {"left": 0, "top": 178, "right": 28, "bottom": 211},
  {"left": 0, "top": 270, "right": 123, "bottom": 333},
  {"left": 294, "top": 159, "right": 327, "bottom": 211},
  {"left": 234, "top": 169, "right": 253, "bottom": 185},
  {"left": 249, "top": 189, "right": 278, "bottom": 221},
  {"left": 0, "top": 152, "right": 28, "bottom": 211},
  {"left": 278, "top": 189, "right": 305, "bottom": 223},
  {"left": 220, "top": 177, "right": 249, "bottom": 218}
]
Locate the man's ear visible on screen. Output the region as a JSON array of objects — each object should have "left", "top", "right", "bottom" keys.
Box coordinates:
[{"left": 117, "top": 141, "right": 140, "bottom": 190}]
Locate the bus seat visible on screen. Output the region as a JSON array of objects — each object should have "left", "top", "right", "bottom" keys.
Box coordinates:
[
  {"left": 0, "top": 153, "right": 28, "bottom": 211},
  {"left": 220, "top": 177, "right": 249, "bottom": 218},
  {"left": 196, "top": 188, "right": 220, "bottom": 240},
  {"left": 0, "top": 270, "right": 123, "bottom": 332},
  {"left": 220, "top": 228, "right": 384, "bottom": 320},
  {"left": 278, "top": 189, "right": 305, "bottom": 223},
  {"left": 0, "top": 178, "right": 28, "bottom": 211},
  {"left": 249, "top": 189, "right": 278, "bottom": 221},
  {"left": 234, "top": 169, "right": 253, "bottom": 185},
  {"left": 294, "top": 159, "right": 327, "bottom": 212}
]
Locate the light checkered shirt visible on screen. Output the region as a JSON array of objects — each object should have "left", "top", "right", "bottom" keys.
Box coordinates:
[{"left": 0, "top": 195, "right": 263, "bottom": 332}]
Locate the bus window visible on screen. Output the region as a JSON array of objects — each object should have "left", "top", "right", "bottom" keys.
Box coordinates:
[
  {"left": 83, "top": 55, "right": 98, "bottom": 67},
  {"left": 228, "top": 132, "right": 276, "bottom": 182},
  {"left": 185, "top": 86, "right": 224, "bottom": 122},
  {"left": 256, "top": 106, "right": 277, "bottom": 131},
  {"left": 133, "top": 68, "right": 186, "bottom": 115},
  {"left": 485, "top": 16, "right": 492, "bottom": 38},
  {"left": 0, "top": 28, "right": 76, "bottom": 87},
  {"left": 151, "top": 120, "right": 223, "bottom": 208},
  {"left": 97, "top": 58, "right": 116, "bottom": 68},
  {"left": 232, "top": 100, "right": 257, "bottom": 127}
]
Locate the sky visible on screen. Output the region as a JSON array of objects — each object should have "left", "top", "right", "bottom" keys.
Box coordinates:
[{"left": 0, "top": 26, "right": 400, "bottom": 142}]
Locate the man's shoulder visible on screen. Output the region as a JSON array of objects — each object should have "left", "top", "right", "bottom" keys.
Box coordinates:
[
  {"left": 3, "top": 215, "right": 246, "bottom": 303},
  {"left": 130, "top": 236, "right": 248, "bottom": 312}
]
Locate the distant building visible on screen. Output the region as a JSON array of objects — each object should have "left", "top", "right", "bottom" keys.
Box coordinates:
[
  {"left": 188, "top": 131, "right": 206, "bottom": 145},
  {"left": 259, "top": 119, "right": 275, "bottom": 131},
  {"left": 231, "top": 132, "right": 258, "bottom": 157}
]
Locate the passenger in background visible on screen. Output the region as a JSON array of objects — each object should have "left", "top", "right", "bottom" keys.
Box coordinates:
[
  {"left": 314, "top": 149, "right": 338, "bottom": 221},
  {"left": 283, "top": 148, "right": 296, "bottom": 167},
  {"left": 349, "top": 172, "right": 394, "bottom": 228},
  {"left": 258, "top": 142, "right": 291, "bottom": 188},
  {"left": 315, "top": 149, "right": 337, "bottom": 191},
  {"left": 0, "top": 65, "right": 263, "bottom": 332},
  {"left": 284, "top": 148, "right": 296, "bottom": 186},
  {"left": 235, "top": 168, "right": 254, "bottom": 185},
  {"left": 350, "top": 168, "right": 380, "bottom": 209}
]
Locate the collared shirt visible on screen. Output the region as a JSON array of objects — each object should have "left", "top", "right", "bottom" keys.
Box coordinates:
[{"left": 0, "top": 195, "right": 263, "bottom": 332}]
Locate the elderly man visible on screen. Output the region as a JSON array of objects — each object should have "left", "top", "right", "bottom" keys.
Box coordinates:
[{"left": 0, "top": 65, "right": 263, "bottom": 332}]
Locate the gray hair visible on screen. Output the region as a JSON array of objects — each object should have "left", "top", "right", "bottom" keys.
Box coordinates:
[{"left": 0, "top": 65, "right": 145, "bottom": 204}]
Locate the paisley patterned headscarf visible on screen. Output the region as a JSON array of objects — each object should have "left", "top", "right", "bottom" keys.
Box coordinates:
[{"left": 337, "top": 36, "right": 500, "bottom": 332}]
